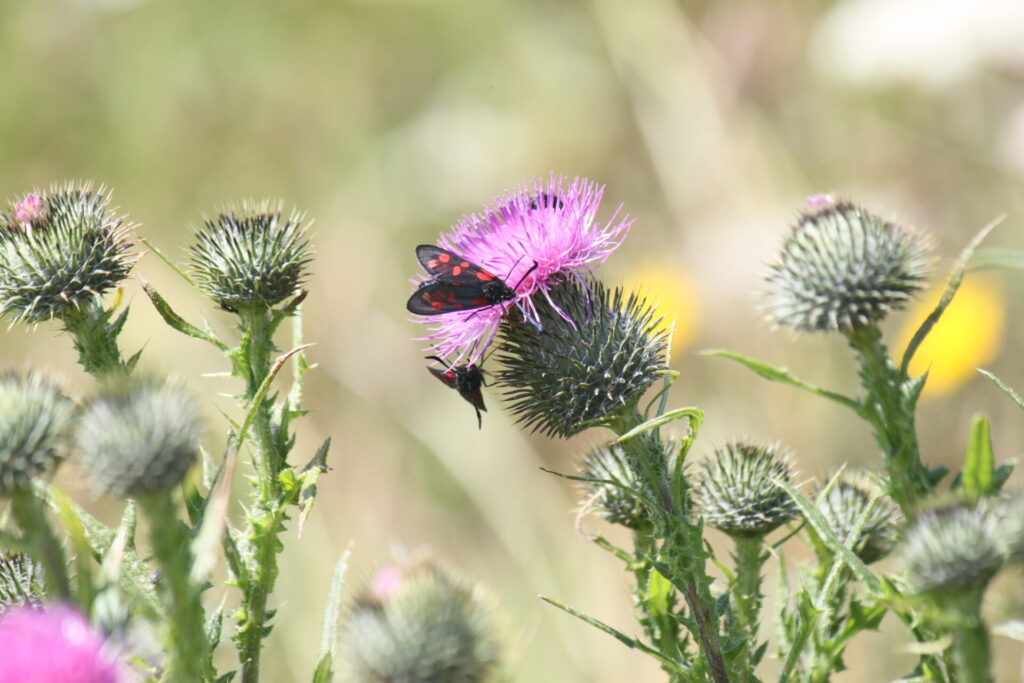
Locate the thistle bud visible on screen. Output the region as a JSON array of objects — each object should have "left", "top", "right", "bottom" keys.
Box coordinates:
[
  {"left": 814, "top": 474, "right": 901, "bottom": 564},
  {"left": 76, "top": 377, "right": 203, "bottom": 497},
  {"left": 580, "top": 443, "right": 650, "bottom": 529},
  {"left": 497, "top": 279, "right": 668, "bottom": 438},
  {"left": 189, "top": 202, "right": 311, "bottom": 312},
  {"left": 342, "top": 558, "right": 498, "bottom": 683},
  {"left": 902, "top": 504, "right": 1004, "bottom": 594},
  {"left": 764, "top": 199, "right": 931, "bottom": 333},
  {"left": 0, "top": 372, "right": 77, "bottom": 496},
  {"left": 695, "top": 442, "right": 798, "bottom": 537},
  {"left": 0, "top": 183, "right": 135, "bottom": 323}
]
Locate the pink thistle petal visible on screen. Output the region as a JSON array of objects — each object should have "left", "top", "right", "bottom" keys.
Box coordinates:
[
  {"left": 410, "top": 175, "right": 633, "bottom": 362},
  {"left": 0, "top": 605, "right": 124, "bottom": 683},
  {"left": 12, "top": 194, "right": 46, "bottom": 233}
]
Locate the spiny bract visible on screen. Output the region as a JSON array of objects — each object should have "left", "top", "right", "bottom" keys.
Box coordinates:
[
  {"left": 764, "top": 200, "right": 931, "bottom": 333},
  {"left": 814, "top": 474, "right": 902, "bottom": 564},
  {"left": 0, "top": 184, "right": 135, "bottom": 323},
  {"left": 0, "top": 372, "right": 77, "bottom": 496},
  {"left": 902, "top": 503, "right": 1005, "bottom": 594},
  {"left": 497, "top": 279, "right": 668, "bottom": 439},
  {"left": 695, "top": 442, "right": 798, "bottom": 537}
]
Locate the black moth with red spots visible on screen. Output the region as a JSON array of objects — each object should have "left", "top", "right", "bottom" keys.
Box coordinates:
[
  {"left": 406, "top": 245, "right": 536, "bottom": 316},
  {"left": 425, "top": 355, "right": 487, "bottom": 428}
]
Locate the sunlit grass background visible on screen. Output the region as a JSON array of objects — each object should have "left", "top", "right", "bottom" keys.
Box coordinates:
[{"left": 2, "top": 0, "right": 1024, "bottom": 680}]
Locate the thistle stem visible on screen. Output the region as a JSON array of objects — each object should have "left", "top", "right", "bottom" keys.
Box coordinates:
[
  {"left": 845, "top": 325, "right": 931, "bottom": 513},
  {"left": 943, "top": 589, "right": 993, "bottom": 683},
  {"left": 9, "top": 487, "right": 70, "bottom": 601},
  {"left": 731, "top": 535, "right": 764, "bottom": 683},
  {"left": 62, "top": 298, "right": 130, "bottom": 377},
  {"left": 139, "top": 491, "right": 210, "bottom": 683}
]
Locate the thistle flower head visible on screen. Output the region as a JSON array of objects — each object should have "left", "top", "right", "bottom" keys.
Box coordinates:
[
  {"left": 814, "top": 474, "right": 902, "bottom": 564},
  {"left": 190, "top": 201, "right": 312, "bottom": 312},
  {"left": 76, "top": 377, "right": 203, "bottom": 497},
  {"left": 0, "top": 183, "right": 136, "bottom": 323},
  {"left": 0, "top": 372, "right": 77, "bottom": 496},
  {"left": 413, "top": 175, "right": 633, "bottom": 362},
  {"left": 0, "top": 604, "right": 123, "bottom": 683},
  {"left": 987, "top": 494, "right": 1024, "bottom": 562},
  {"left": 0, "top": 553, "right": 44, "bottom": 612},
  {"left": 580, "top": 443, "right": 651, "bottom": 529},
  {"left": 902, "top": 504, "right": 1005, "bottom": 594},
  {"left": 764, "top": 198, "right": 931, "bottom": 333},
  {"left": 342, "top": 558, "right": 498, "bottom": 683},
  {"left": 496, "top": 279, "right": 668, "bottom": 438},
  {"left": 695, "top": 442, "right": 798, "bottom": 537}
]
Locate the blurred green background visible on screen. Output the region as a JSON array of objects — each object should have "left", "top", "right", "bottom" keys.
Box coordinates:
[{"left": 2, "top": 0, "right": 1024, "bottom": 680}]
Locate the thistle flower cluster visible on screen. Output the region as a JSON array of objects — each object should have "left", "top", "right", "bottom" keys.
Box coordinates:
[
  {"left": 695, "top": 442, "right": 798, "bottom": 537},
  {"left": 410, "top": 175, "right": 633, "bottom": 363},
  {"left": 0, "top": 184, "right": 135, "bottom": 323},
  {"left": 813, "top": 474, "right": 901, "bottom": 564},
  {"left": 75, "top": 377, "right": 203, "bottom": 497},
  {"left": 497, "top": 279, "right": 668, "bottom": 438},
  {"left": 341, "top": 559, "right": 498, "bottom": 683},
  {"left": 190, "top": 202, "right": 312, "bottom": 312},
  {"left": 0, "top": 372, "right": 77, "bottom": 495},
  {"left": 764, "top": 198, "right": 932, "bottom": 333}
]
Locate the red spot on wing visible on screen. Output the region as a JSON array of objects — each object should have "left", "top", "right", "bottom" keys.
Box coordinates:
[
  {"left": 471, "top": 297, "right": 487, "bottom": 306},
  {"left": 431, "top": 301, "right": 443, "bottom": 311},
  {"left": 476, "top": 271, "right": 493, "bottom": 281},
  {"left": 452, "top": 266, "right": 462, "bottom": 276},
  {"left": 439, "top": 253, "right": 451, "bottom": 263}
]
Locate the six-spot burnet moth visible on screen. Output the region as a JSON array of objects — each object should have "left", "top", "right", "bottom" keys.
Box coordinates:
[{"left": 425, "top": 355, "right": 487, "bottom": 429}]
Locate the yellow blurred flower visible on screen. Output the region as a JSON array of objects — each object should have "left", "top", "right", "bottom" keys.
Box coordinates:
[
  {"left": 623, "top": 263, "right": 701, "bottom": 359},
  {"left": 896, "top": 274, "right": 1005, "bottom": 397}
]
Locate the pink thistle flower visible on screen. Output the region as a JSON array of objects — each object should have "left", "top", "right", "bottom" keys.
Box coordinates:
[
  {"left": 0, "top": 605, "right": 124, "bottom": 683},
  {"left": 12, "top": 194, "right": 46, "bottom": 233},
  {"left": 412, "top": 175, "right": 634, "bottom": 362}
]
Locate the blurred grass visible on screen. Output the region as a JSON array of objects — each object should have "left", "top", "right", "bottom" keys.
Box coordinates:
[{"left": 2, "top": 0, "right": 1024, "bottom": 680}]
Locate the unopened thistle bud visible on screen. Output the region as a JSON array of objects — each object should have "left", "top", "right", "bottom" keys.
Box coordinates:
[
  {"left": 814, "top": 474, "right": 901, "bottom": 564},
  {"left": 497, "top": 279, "right": 668, "bottom": 438},
  {"left": 76, "top": 377, "right": 203, "bottom": 497},
  {"left": 342, "top": 558, "right": 498, "bottom": 683},
  {"left": 695, "top": 442, "right": 798, "bottom": 537},
  {"left": 189, "top": 202, "right": 312, "bottom": 312},
  {"left": 902, "top": 504, "right": 1004, "bottom": 594},
  {"left": 0, "top": 184, "right": 135, "bottom": 323},
  {"left": 764, "top": 199, "right": 931, "bottom": 333},
  {"left": 0, "top": 372, "right": 77, "bottom": 496},
  {"left": 0, "top": 554, "right": 44, "bottom": 612},
  {"left": 580, "top": 444, "right": 650, "bottom": 529}
]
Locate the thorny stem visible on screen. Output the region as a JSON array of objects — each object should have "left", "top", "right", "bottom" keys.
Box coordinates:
[
  {"left": 62, "top": 298, "right": 131, "bottom": 377},
  {"left": 9, "top": 487, "right": 70, "bottom": 601},
  {"left": 139, "top": 491, "right": 211, "bottom": 683},
  {"left": 845, "top": 326, "right": 931, "bottom": 514},
  {"left": 731, "top": 535, "right": 764, "bottom": 683}
]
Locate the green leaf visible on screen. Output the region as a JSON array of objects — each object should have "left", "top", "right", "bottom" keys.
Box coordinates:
[
  {"left": 645, "top": 567, "right": 673, "bottom": 620},
  {"left": 540, "top": 595, "right": 690, "bottom": 674},
  {"left": 298, "top": 438, "right": 331, "bottom": 538},
  {"left": 773, "top": 478, "right": 882, "bottom": 595},
  {"left": 52, "top": 490, "right": 96, "bottom": 611},
  {"left": 978, "top": 368, "right": 1024, "bottom": 411},
  {"left": 191, "top": 446, "right": 239, "bottom": 584},
  {"left": 610, "top": 406, "right": 703, "bottom": 445},
  {"left": 141, "top": 279, "right": 228, "bottom": 351},
  {"left": 313, "top": 546, "right": 353, "bottom": 683},
  {"left": 901, "top": 215, "right": 1002, "bottom": 375},
  {"left": 959, "top": 414, "right": 995, "bottom": 502},
  {"left": 969, "top": 246, "right": 1024, "bottom": 272},
  {"left": 704, "top": 349, "right": 861, "bottom": 412}
]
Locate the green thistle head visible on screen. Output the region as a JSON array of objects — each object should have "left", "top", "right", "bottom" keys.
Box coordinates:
[
  {"left": 76, "top": 377, "right": 203, "bottom": 497},
  {"left": 190, "top": 202, "right": 312, "bottom": 312},
  {"left": 580, "top": 443, "right": 651, "bottom": 529},
  {"left": 695, "top": 442, "right": 798, "bottom": 537},
  {"left": 764, "top": 199, "right": 931, "bottom": 333},
  {"left": 902, "top": 504, "right": 1005, "bottom": 595},
  {"left": 497, "top": 279, "right": 668, "bottom": 438},
  {"left": 0, "top": 372, "right": 77, "bottom": 496},
  {"left": 988, "top": 494, "right": 1024, "bottom": 562},
  {"left": 813, "top": 474, "right": 902, "bottom": 564},
  {"left": 342, "top": 558, "right": 499, "bottom": 683},
  {"left": 0, "top": 553, "right": 44, "bottom": 612},
  {"left": 0, "top": 183, "right": 136, "bottom": 323}
]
